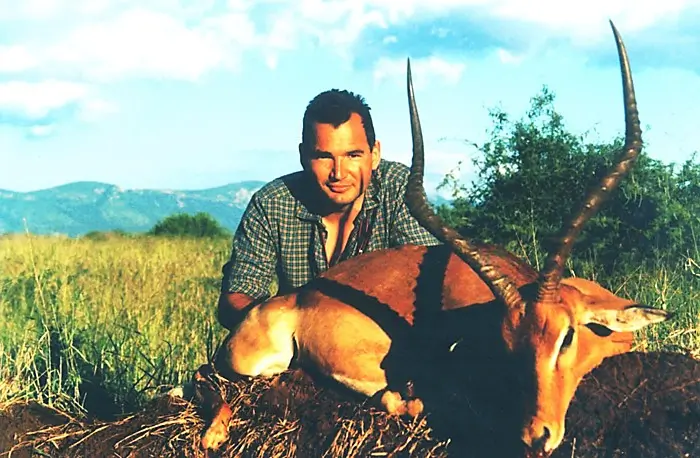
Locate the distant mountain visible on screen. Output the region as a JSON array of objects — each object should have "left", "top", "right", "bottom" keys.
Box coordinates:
[
  {"left": 0, "top": 181, "right": 265, "bottom": 237},
  {"left": 0, "top": 180, "right": 453, "bottom": 237}
]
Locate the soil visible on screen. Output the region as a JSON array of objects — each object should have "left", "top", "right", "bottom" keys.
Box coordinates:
[{"left": 1, "top": 351, "right": 699, "bottom": 458}]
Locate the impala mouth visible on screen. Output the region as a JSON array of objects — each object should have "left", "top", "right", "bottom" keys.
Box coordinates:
[
  {"left": 523, "top": 447, "right": 552, "bottom": 458},
  {"left": 522, "top": 419, "right": 565, "bottom": 458}
]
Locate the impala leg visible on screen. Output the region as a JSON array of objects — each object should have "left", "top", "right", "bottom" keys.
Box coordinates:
[
  {"left": 296, "top": 304, "right": 426, "bottom": 418},
  {"left": 193, "top": 364, "right": 234, "bottom": 451},
  {"left": 216, "top": 296, "right": 299, "bottom": 379},
  {"left": 199, "top": 296, "right": 299, "bottom": 451}
]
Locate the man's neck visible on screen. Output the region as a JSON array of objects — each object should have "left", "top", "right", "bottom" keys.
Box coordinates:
[
  {"left": 322, "top": 194, "right": 365, "bottom": 225},
  {"left": 320, "top": 194, "right": 365, "bottom": 267}
]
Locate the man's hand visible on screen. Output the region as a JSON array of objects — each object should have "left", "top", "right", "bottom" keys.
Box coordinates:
[{"left": 217, "top": 292, "right": 257, "bottom": 330}]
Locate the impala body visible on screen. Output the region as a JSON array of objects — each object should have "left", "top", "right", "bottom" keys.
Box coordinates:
[{"left": 199, "top": 22, "right": 671, "bottom": 456}]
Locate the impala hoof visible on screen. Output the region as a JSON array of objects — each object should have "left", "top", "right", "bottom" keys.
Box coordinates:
[
  {"left": 406, "top": 398, "right": 424, "bottom": 417},
  {"left": 379, "top": 390, "right": 425, "bottom": 418},
  {"left": 380, "top": 390, "right": 408, "bottom": 415},
  {"left": 201, "top": 405, "right": 232, "bottom": 451}
]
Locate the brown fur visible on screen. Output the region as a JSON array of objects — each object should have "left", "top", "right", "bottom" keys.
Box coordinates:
[{"left": 310, "top": 243, "right": 538, "bottom": 323}]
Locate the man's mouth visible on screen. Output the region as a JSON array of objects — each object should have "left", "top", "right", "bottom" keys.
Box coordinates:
[{"left": 327, "top": 183, "right": 352, "bottom": 193}]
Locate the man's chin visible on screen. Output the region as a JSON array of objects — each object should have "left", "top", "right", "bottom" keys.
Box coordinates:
[{"left": 322, "top": 192, "right": 358, "bottom": 209}]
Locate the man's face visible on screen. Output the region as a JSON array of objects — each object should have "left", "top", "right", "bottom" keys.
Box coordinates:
[{"left": 300, "top": 112, "right": 381, "bottom": 209}]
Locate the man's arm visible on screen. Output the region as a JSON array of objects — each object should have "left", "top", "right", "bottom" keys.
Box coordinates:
[
  {"left": 218, "top": 193, "right": 277, "bottom": 330},
  {"left": 217, "top": 291, "right": 257, "bottom": 331}
]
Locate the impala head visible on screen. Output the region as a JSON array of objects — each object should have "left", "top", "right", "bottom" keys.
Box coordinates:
[{"left": 404, "top": 21, "right": 671, "bottom": 455}]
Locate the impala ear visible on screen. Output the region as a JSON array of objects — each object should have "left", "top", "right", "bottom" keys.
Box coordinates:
[{"left": 582, "top": 304, "right": 673, "bottom": 333}]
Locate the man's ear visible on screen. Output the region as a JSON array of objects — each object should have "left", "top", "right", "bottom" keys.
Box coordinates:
[
  {"left": 299, "top": 142, "right": 306, "bottom": 169},
  {"left": 372, "top": 139, "right": 381, "bottom": 170}
]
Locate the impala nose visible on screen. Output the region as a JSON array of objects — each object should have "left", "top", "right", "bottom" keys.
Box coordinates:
[{"left": 529, "top": 426, "right": 550, "bottom": 453}]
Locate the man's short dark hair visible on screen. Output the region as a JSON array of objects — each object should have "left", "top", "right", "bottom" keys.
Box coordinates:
[{"left": 301, "top": 89, "right": 376, "bottom": 150}]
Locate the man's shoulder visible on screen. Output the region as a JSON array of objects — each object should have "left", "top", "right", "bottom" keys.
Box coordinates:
[
  {"left": 251, "top": 171, "right": 304, "bottom": 204},
  {"left": 375, "top": 159, "right": 411, "bottom": 191},
  {"left": 378, "top": 159, "right": 410, "bottom": 176}
]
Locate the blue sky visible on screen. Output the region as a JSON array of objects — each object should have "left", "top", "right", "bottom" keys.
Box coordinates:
[{"left": 1, "top": 0, "right": 699, "bottom": 197}]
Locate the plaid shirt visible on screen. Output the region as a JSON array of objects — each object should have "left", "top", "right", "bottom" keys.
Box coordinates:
[{"left": 222, "top": 159, "right": 441, "bottom": 300}]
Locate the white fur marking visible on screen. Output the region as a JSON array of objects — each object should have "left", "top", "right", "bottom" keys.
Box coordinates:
[
  {"left": 551, "top": 327, "right": 571, "bottom": 369},
  {"left": 332, "top": 374, "right": 387, "bottom": 396}
]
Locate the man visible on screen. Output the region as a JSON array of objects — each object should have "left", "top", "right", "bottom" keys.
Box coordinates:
[{"left": 218, "top": 88, "right": 441, "bottom": 330}]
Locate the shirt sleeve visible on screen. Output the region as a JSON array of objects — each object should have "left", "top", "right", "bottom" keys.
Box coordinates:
[
  {"left": 221, "top": 192, "right": 277, "bottom": 301},
  {"left": 387, "top": 165, "right": 443, "bottom": 247}
]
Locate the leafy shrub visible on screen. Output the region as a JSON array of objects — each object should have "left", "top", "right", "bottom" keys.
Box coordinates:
[{"left": 148, "top": 212, "right": 231, "bottom": 239}]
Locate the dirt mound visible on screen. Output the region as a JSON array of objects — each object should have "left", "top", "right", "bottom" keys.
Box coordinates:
[
  {"left": 557, "top": 351, "right": 700, "bottom": 457},
  {"left": 2, "top": 351, "right": 699, "bottom": 458},
  {"left": 0, "top": 402, "right": 72, "bottom": 458}
]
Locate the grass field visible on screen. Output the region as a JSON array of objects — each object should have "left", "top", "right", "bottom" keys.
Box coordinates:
[
  {"left": 0, "top": 233, "right": 233, "bottom": 418},
  {"left": 0, "top": 232, "right": 698, "bottom": 421}
]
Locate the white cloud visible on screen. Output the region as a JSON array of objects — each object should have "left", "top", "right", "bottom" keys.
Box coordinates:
[
  {"left": 374, "top": 56, "right": 466, "bottom": 88},
  {"left": 0, "top": 80, "right": 88, "bottom": 119},
  {"left": 264, "top": 54, "right": 279, "bottom": 70},
  {"left": 489, "top": 0, "right": 692, "bottom": 38},
  {"left": 0, "top": 6, "right": 263, "bottom": 83},
  {"left": 79, "top": 98, "right": 119, "bottom": 121},
  {"left": 0, "top": 5, "right": 259, "bottom": 82},
  {"left": 0, "top": 46, "right": 38, "bottom": 73},
  {"left": 2, "top": 0, "right": 693, "bottom": 86},
  {"left": 363, "top": 0, "right": 695, "bottom": 32},
  {"left": 296, "top": 0, "right": 387, "bottom": 47},
  {"left": 266, "top": 15, "right": 298, "bottom": 50},
  {"left": 0, "top": 0, "right": 61, "bottom": 20},
  {"left": 383, "top": 35, "right": 398, "bottom": 44},
  {"left": 22, "top": 0, "right": 62, "bottom": 18},
  {"left": 201, "top": 12, "right": 257, "bottom": 48},
  {"left": 0, "top": 0, "right": 695, "bottom": 137},
  {"left": 323, "top": 0, "right": 700, "bottom": 51},
  {"left": 45, "top": 8, "right": 232, "bottom": 82},
  {"left": 0, "top": 80, "right": 114, "bottom": 125},
  {"left": 497, "top": 48, "right": 524, "bottom": 65},
  {"left": 75, "top": 0, "right": 114, "bottom": 16},
  {"left": 27, "top": 124, "right": 56, "bottom": 138}
]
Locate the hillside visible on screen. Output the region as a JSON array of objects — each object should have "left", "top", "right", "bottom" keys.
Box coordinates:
[
  {"left": 0, "top": 180, "right": 451, "bottom": 237},
  {"left": 0, "top": 181, "right": 264, "bottom": 237}
]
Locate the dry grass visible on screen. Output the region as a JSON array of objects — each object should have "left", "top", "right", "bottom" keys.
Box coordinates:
[
  {"left": 3, "top": 351, "right": 699, "bottom": 458},
  {"left": 2, "top": 370, "right": 450, "bottom": 458}
]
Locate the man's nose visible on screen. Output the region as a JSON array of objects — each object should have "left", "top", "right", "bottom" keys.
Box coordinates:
[{"left": 332, "top": 158, "right": 346, "bottom": 180}]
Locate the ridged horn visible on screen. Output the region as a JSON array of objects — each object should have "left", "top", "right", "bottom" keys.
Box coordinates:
[
  {"left": 404, "top": 58, "right": 526, "bottom": 313},
  {"left": 536, "top": 20, "right": 643, "bottom": 303}
]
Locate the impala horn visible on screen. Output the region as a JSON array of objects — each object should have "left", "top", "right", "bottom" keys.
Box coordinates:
[
  {"left": 404, "top": 59, "right": 526, "bottom": 315},
  {"left": 536, "top": 20, "right": 642, "bottom": 304}
]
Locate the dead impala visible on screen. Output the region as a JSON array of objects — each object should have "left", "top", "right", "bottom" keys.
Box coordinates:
[{"left": 199, "top": 21, "right": 671, "bottom": 456}]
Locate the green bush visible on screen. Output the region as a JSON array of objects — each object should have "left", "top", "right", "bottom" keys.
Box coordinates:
[
  {"left": 436, "top": 86, "right": 700, "bottom": 276},
  {"left": 148, "top": 212, "right": 231, "bottom": 239}
]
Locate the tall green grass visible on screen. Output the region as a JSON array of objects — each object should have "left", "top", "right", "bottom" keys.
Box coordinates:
[
  {"left": 0, "top": 233, "right": 698, "bottom": 419},
  {"left": 0, "top": 233, "right": 231, "bottom": 417}
]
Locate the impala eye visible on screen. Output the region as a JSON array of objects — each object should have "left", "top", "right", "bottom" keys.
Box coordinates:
[{"left": 561, "top": 327, "right": 575, "bottom": 351}]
